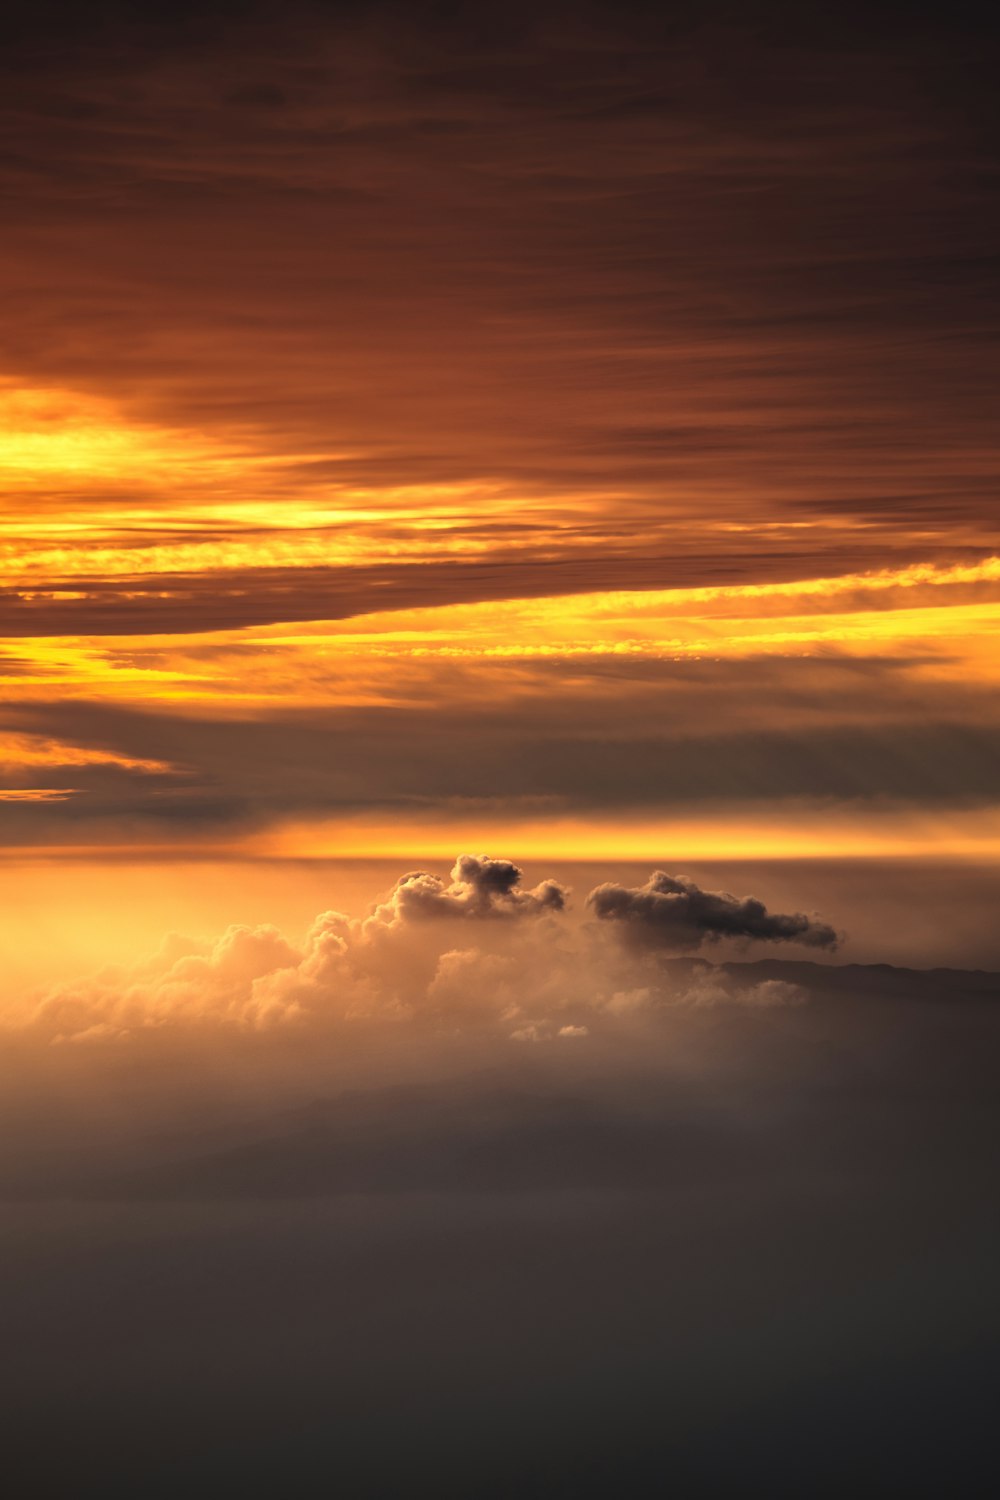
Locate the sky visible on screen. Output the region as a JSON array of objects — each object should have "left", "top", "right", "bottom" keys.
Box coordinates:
[
  {"left": 2, "top": 4, "right": 999, "bottom": 1494},
  {"left": 1, "top": 0, "right": 998, "bottom": 878}
]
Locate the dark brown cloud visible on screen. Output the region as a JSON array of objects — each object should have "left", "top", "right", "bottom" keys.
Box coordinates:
[
  {"left": 5, "top": 665, "right": 1000, "bottom": 845},
  {"left": 11, "top": 543, "right": 980, "bottom": 639}
]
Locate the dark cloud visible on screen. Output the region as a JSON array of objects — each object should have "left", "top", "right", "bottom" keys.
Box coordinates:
[
  {"left": 6, "top": 671, "right": 1000, "bottom": 849},
  {"left": 3, "top": 847, "right": 999, "bottom": 1496},
  {"left": 8, "top": 542, "right": 987, "bottom": 639},
  {"left": 588, "top": 870, "right": 838, "bottom": 951},
  {"left": 3, "top": 923, "right": 1000, "bottom": 1497}
]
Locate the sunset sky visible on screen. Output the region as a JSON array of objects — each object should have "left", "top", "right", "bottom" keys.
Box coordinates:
[
  {"left": 3, "top": 8, "right": 1000, "bottom": 1492},
  {"left": 2, "top": 0, "right": 998, "bottom": 884}
]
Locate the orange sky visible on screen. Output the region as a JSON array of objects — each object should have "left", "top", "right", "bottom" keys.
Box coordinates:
[
  {"left": 1, "top": 2, "right": 998, "bottom": 869},
  {"left": 6, "top": 22, "right": 1000, "bottom": 1499}
]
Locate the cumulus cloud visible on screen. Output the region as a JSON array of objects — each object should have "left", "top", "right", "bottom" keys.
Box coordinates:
[
  {"left": 36, "top": 923, "right": 307, "bottom": 1041},
  {"left": 587, "top": 871, "right": 839, "bottom": 952},
  {"left": 25, "top": 855, "right": 570, "bottom": 1041},
  {"left": 14, "top": 855, "right": 843, "bottom": 1044},
  {"left": 363, "top": 855, "right": 568, "bottom": 927}
]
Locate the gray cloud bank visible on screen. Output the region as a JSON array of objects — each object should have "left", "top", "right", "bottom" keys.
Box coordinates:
[
  {"left": 3, "top": 876, "right": 998, "bottom": 1497},
  {"left": 8, "top": 682, "right": 1000, "bottom": 859},
  {"left": 3, "top": 854, "right": 999, "bottom": 1499}
]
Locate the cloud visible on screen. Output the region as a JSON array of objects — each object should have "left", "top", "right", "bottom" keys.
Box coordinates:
[
  {"left": 688, "top": 977, "right": 808, "bottom": 1009},
  {"left": 509, "top": 1021, "right": 590, "bottom": 1043},
  {"left": 36, "top": 922, "right": 306, "bottom": 1041},
  {"left": 587, "top": 871, "right": 839, "bottom": 952},
  {"left": 509, "top": 1024, "right": 546, "bottom": 1043},
  {"left": 11, "top": 662, "right": 1000, "bottom": 864},
  {"left": 600, "top": 971, "right": 810, "bottom": 1013},
  {"left": 12, "top": 856, "right": 849, "bottom": 1043},
  {"left": 1, "top": 0, "right": 996, "bottom": 654},
  {"left": 364, "top": 855, "right": 568, "bottom": 927},
  {"left": 25, "top": 855, "right": 572, "bottom": 1041}
]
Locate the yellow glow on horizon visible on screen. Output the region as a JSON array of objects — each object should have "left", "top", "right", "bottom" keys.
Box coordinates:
[
  {"left": 252, "top": 805, "right": 1000, "bottom": 863},
  {"left": 4, "top": 807, "right": 1000, "bottom": 862}
]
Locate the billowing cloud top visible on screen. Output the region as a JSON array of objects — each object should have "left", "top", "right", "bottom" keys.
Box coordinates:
[
  {"left": 370, "top": 855, "right": 568, "bottom": 926},
  {"left": 588, "top": 871, "right": 839, "bottom": 951}
]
